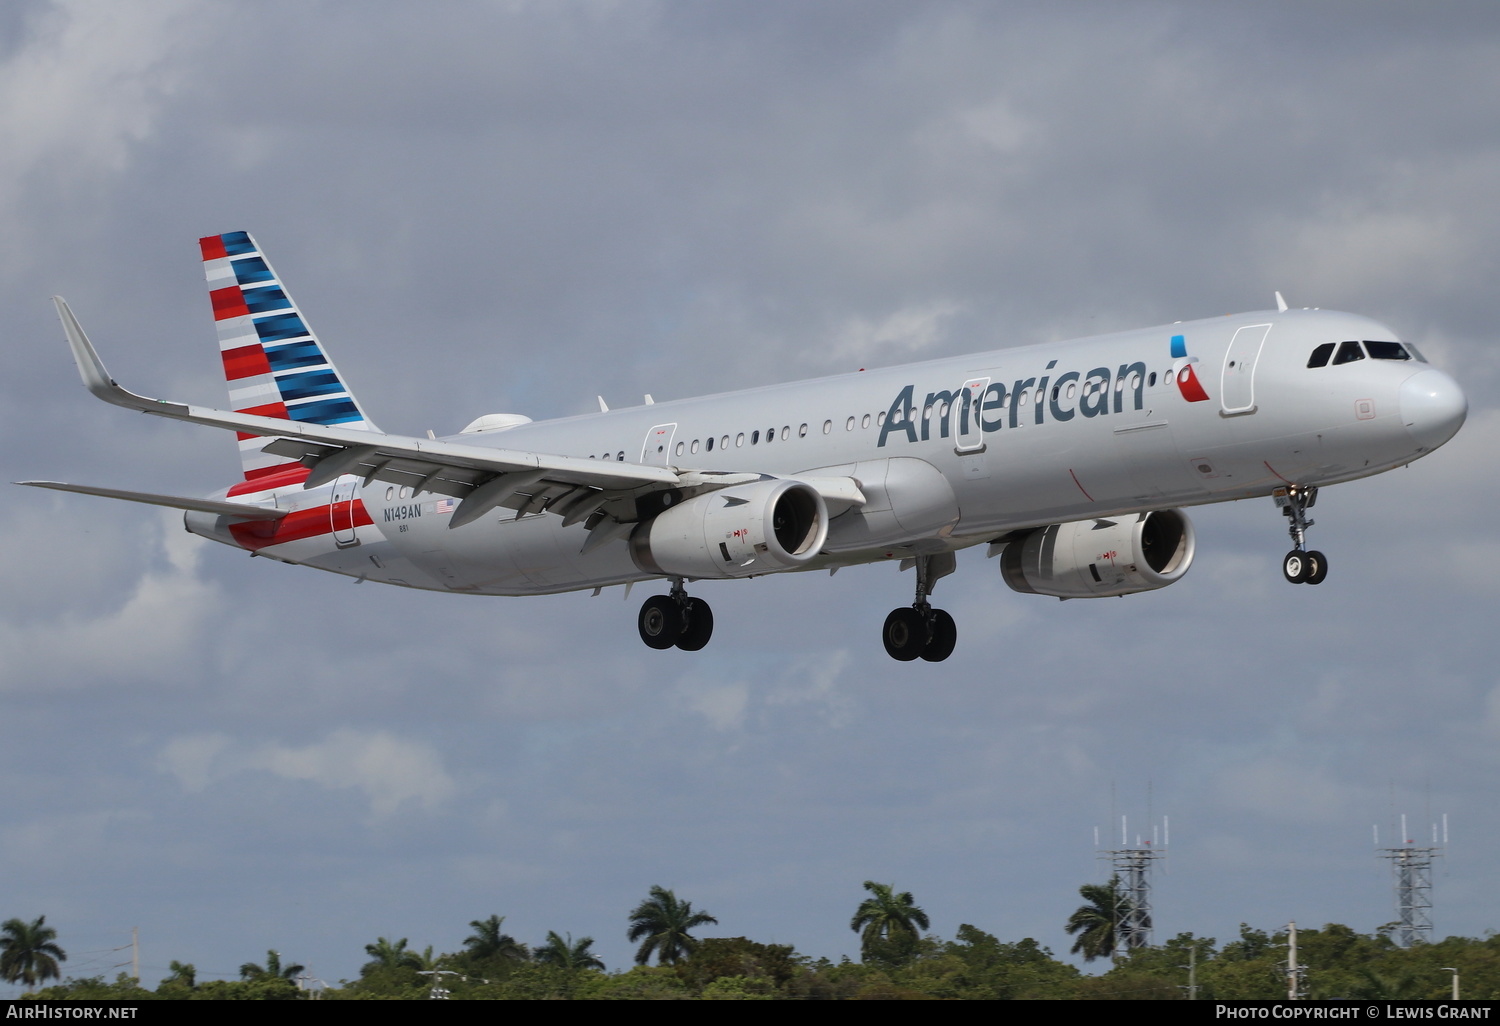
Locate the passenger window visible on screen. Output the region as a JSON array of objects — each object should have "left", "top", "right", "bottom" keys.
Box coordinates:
[
  {"left": 861, "top": 413, "right": 871, "bottom": 428},
  {"left": 1147, "top": 372, "right": 1157, "bottom": 387},
  {"left": 706, "top": 436, "right": 714, "bottom": 452},
  {"left": 781, "top": 426, "right": 790, "bottom": 440},
  {"left": 1307, "top": 343, "right": 1335, "bottom": 368},
  {"left": 720, "top": 435, "right": 729, "bottom": 449},
  {"left": 877, "top": 411, "right": 886, "bottom": 426},
  {"left": 752, "top": 430, "right": 760, "bottom": 444},
  {"left": 691, "top": 440, "right": 699, "bottom": 454},
  {"left": 617, "top": 451, "right": 624, "bottom": 461},
  {"left": 1365, "top": 341, "right": 1411, "bottom": 361},
  {"left": 736, "top": 432, "right": 744, "bottom": 447},
  {"left": 798, "top": 423, "right": 808, "bottom": 438},
  {"left": 1332, "top": 340, "right": 1365, "bottom": 365},
  {"left": 824, "top": 420, "right": 833, "bottom": 434},
  {"left": 846, "top": 416, "right": 855, "bottom": 431}
]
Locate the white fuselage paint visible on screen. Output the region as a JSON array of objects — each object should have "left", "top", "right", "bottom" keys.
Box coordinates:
[{"left": 191, "top": 308, "right": 1464, "bottom": 595}]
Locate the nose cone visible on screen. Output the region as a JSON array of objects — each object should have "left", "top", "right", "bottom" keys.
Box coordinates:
[{"left": 1399, "top": 369, "right": 1467, "bottom": 453}]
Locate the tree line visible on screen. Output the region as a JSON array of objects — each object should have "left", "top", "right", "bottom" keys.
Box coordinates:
[{"left": 7, "top": 880, "right": 1499, "bottom": 1000}]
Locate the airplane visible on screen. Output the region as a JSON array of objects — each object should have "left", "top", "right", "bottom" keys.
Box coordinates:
[{"left": 22, "top": 232, "right": 1467, "bottom": 662}]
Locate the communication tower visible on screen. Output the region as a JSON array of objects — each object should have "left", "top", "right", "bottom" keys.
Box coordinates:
[
  {"left": 1374, "top": 813, "right": 1446, "bottom": 947},
  {"left": 1094, "top": 814, "right": 1168, "bottom": 951}
]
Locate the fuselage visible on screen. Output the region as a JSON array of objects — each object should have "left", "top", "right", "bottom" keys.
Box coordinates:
[{"left": 186, "top": 307, "right": 1466, "bottom": 595}]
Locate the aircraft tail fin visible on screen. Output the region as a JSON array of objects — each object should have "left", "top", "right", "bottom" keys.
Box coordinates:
[{"left": 199, "top": 231, "right": 380, "bottom": 483}]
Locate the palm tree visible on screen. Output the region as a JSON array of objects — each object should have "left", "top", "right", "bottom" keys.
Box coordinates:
[
  {"left": 0, "top": 916, "right": 66, "bottom": 988},
  {"left": 850, "top": 881, "right": 930, "bottom": 963},
  {"left": 1065, "top": 876, "right": 1135, "bottom": 962},
  {"left": 361, "top": 936, "right": 422, "bottom": 975},
  {"left": 535, "top": 931, "right": 605, "bottom": 971},
  {"left": 163, "top": 961, "right": 196, "bottom": 989},
  {"left": 238, "top": 949, "right": 305, "bottom": 982},
  {"left": 627, "top": 885, "right": 718, "bottom": 965},
  {"left": 463, "top": 915, "right": 528, "bottom": 963}
]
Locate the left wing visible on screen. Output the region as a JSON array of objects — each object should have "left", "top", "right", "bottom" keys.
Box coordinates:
[{"left": 52, "top": 297, "right": 682, "bottom": 530}]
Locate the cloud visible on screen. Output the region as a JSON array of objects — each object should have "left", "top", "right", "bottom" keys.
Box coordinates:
[
  {"left": 158, "top": 727, "right": 456, "bottom": 819},
  {"left": 0, "top": 511, "right": 221, "bottom": 691}
]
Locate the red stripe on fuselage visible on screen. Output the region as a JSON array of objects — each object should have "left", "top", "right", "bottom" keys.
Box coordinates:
[
  {"left": 210, "top": 285, "right": 249, "bottom": 320},
  {"left": 199, "top": 235, "right": 228, "bottom": 261},
  {"left": 229, "top": 464, "right": 310, "bottom": 494},
  {"left": 228, "top": 500, "right": 373, "bottom": 551},
  {"left": 222, "top": 343, "right": 273, "bottom": 381}
]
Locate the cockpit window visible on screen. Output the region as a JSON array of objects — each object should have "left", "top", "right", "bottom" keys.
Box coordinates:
[
  {"left": 1307, "top": 343, "right": 1335, "bottom": 368},
  {"left": 1331, "top": 340, "right": 1365, "bottom": 365},
  {"left": 1365, "top": 340, "right": 1411, "bottom": 361},
  {"left": 1404, "top": 343, "right": 1428, "bottom": 363}
]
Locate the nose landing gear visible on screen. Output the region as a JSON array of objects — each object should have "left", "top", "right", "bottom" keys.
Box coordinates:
[
  {"left": 882, "top": 553, "right": 958, "bottom": 662},
  {"left": 638, "top": 579, "right": 715, "bottom": 651},
  {"left": 1276, "top": 485, "right": 1328, "bottom": 585}
]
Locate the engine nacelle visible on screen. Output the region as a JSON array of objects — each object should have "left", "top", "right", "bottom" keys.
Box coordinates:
[
  {"left": 1000, "top": 509, "right": 1195, "bottom": 599},
  {"left": 630, "top": 478, "right": 829, "bottom": 580}
]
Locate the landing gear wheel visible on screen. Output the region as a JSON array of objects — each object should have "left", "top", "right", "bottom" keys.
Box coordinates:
[
  {"left": 883, "top": 607, "right": 928, "bottom": 662},
  {"left": 638, "top": 595, "right": 681, "bottom": 649},
  {"left": 919, "top": 609, "right": 957, "bottom": 663},
  {"left": 675, "top": 598, "right": 714, "bottom": 651},
  {"left": 1304, "top": 550, "right": 1328, "bottom": 586},
  {"left": 1282, "top": 550, "right": 1309, "bottom": 584}
]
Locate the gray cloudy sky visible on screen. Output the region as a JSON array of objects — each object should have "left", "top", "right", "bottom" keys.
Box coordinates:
[{"left": 2, "top": 0, "right": 1498, "bottom": 988}]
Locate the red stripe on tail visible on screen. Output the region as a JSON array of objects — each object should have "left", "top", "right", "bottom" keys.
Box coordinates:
[{"left": 210, "top": 285, "right": 249, "bottom": 320}]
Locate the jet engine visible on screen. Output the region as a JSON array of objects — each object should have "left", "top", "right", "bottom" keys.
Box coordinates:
[
  {"left": 999, "top": 509, "right": 1195, "bottom": 599},
  {"left": 629, "top": 478, "right": 829, "bottom": 579}
]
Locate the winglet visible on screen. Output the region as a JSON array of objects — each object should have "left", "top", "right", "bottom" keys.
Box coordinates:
[
  {"left": 1274, "top": 291, "right": 1288, "bottom": 313},
  {"left": 51, "top": 296, "right": 183, "bottom": 415},
  {"left": 53, "top": 296, "right": 115, "bottom": 398}
]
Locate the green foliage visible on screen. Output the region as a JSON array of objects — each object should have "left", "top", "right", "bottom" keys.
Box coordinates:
[
  {"left": 678, "top": 936, "right": 800, "bottom": 995},
  {"left": 31, "top": 974, "right": 154, "bottom": 1001},
  {"left": 462, "top": 914, "right": 529, "bottom": 973},
  {"left": 239, "top": 949, "right": 305, "bottom": 983},
  {"left": 627, "top": 886, "right": 718, "bottom": 966},
  {"left": 534, "top": 931, "right": 604, "bottom": 971},
  {"left": 192, "top": 977, "right": 303, "bottom": 1000},
  {"left": 850, "top": 881, "right": 931, "bottom": 967},
  {"left": 1, "top": 915, "right": 67, "bottom": 988},
  {"left": 1065, "top": 877, "right": 1133, "bottom": 963},
  {"left": 574, "top": 964, "right": 691, "bottom": 1000}
]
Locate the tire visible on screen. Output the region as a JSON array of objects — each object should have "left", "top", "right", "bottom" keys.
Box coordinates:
[
  {"left": 920, "top": 609, "right": 957, "bottom": 662},
  {"left": 638, "top": 595, "right": 681, "bottom": 649},
  {"left": 1282, "top": 550, "right": 1309, "bottom": 584},
  {"left": 1304, "top": 550, "right": 1328, "bottom": 585},
  {"left": 676, "top": 598, "right": 714, "bottom": 651},
  {"left": 882, "top": 607, "right": 927, "bottom": 661}
]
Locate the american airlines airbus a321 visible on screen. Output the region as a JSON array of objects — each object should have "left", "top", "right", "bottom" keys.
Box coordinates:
[{"left": 24, "top": 232, "right": 1467, "bottom": 661}]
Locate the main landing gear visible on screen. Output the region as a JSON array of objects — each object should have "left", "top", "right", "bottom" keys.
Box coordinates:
[
  {"left": 638, "top": 579, "right": 714, "bottom": 651},
  {"left": 882, "top": 552, "right": 958, "bottom": 662},
  {"left": 1276, "top": 485, "right": 1328, "bottom": 585}
]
